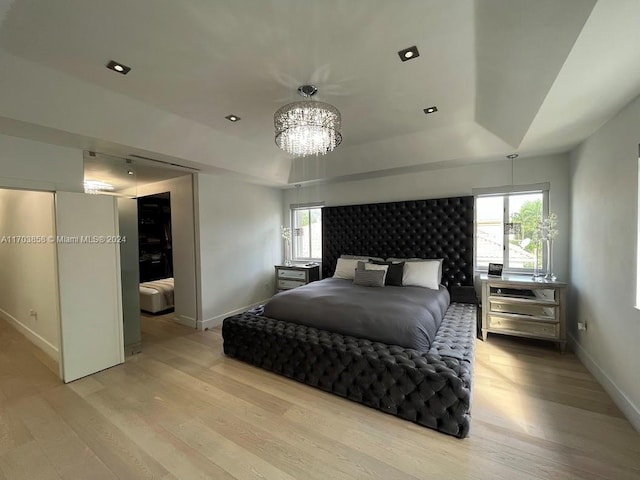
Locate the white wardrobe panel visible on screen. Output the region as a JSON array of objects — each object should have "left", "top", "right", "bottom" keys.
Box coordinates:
[{"left": 56, "top": 192, "right": 124, "bottom": 382}]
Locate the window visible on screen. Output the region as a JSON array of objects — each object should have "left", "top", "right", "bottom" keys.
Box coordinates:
[
  {"left": 475, "top": 189, "right": 548, "bottom": 272},
  {"left": 291, "top": 206, "right": 322, "bottom": 261}
]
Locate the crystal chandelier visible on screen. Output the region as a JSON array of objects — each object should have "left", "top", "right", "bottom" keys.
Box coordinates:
[{"left": 274, "top": 85, "right": 342, "bottom": 157}]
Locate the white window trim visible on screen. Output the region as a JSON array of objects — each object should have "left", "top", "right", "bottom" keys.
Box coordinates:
[
  {"left": 636, "top": 155, "right": 640, "bottom": 309},
  {"left": 473, "top": 185, "right": 549, "bottom": 274},
  {"left": 472, "top": 182, "right": 550, "bottom": 197},
  {"left": 291, "top": 203, "right": 323, "bottom": 262}
]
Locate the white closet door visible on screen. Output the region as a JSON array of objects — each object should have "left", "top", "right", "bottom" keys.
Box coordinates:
[{"left": 56, "top": 192, "right": 124, "bottom": 382}]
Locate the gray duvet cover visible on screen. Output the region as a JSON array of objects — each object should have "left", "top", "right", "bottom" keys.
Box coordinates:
[{"left": 263, "top": 278, "right": 450, "bottom": 351}]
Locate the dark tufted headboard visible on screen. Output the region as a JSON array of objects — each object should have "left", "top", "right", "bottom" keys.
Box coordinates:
[{"left": 322, "top": 196, "right": 474, "bottom": 290}]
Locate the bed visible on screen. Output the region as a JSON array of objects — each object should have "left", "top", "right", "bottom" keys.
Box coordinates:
[
  {"left": 223, "top": 196, "right": 477, "bottom": 437},
  {"left": 263, "top": 277, "right": 450, "bottom": 351},
  {"left": 139, "top": 277, "right": 174, "bottom": 313}
]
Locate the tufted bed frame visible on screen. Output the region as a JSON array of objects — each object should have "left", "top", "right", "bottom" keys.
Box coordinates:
[{"left": 223, "top": 196, "right": 477, "bottom": 438}]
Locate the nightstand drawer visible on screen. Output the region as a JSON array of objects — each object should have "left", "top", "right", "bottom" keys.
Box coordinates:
[
  {"left": 278, "top": 269, "right": 306, "bottom": 280},
  {"left": 277, "top": 279, "right": 306, "bottom": 290},
  {"left": 489, "top": 301, "right": 556, "bottom": 319},
  {"left": 490, "top": 286, "right": 557, "bottom": 301},
  {"left": 489, "top": 315, "right": 558, "bottom": 339}
]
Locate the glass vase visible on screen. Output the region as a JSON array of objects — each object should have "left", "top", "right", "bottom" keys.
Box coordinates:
[
  {"left": 544, "top": 239, "right": 556, "bottom": 281},
  {"left": 532, "top": 244, "right": 539, "bottom": 279},
  {"left": 284, "top": 240, "right": 293, "bottom": 266}
]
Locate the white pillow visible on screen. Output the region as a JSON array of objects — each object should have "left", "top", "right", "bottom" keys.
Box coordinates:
[
  {"left": 388, "top": 257, "right": 443, "bottom": 284},
  {"left": 403, "top": 260, "right": 441, "bottom": 290},
  {"left": 364, "top": 263, "right": 389, "bottom": 283},
  {"left": 333, "top": 258, "right": 361, "bottom": 280}
]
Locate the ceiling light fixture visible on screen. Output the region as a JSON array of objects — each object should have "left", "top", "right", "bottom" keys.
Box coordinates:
[
  {"left": 423, "top": 106, "right": 438, "bottom": 114},
  {"left": 274, "top": 85, "right": 342, "bottom": 157},
  {"left": 127, "top": 170, "right": 134, "bottom": 175},
  {"left": 84, "top": 180, "right": 115, "bottom": 194},
  {"left": 506, "top": 154, "right": 519, "bottom": 159},
  {"left": 398, "top": 46, "right": 420, "bottom": 62},
  {"left": 106, "top": 60, "right": 131, "bottom": 75},
  {"left": 225, "top": 114, "right": 240, "bottom": 122}
]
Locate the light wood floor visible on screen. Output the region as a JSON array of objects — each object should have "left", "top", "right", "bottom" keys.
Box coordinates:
[{"left": 1, "top": 313, "right": 638, "bottom": 480}]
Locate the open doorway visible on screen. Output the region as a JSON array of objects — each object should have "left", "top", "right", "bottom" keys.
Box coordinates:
[
  {"left": 138, "top": 192, "right": 175, "bottom": 314},
  {"left": 0, "top": 188, "right": 62, "bottom": 386},
  {"left": 0, "top": 188, "right": 126, "bottom": 385},
  {"left": 83, "top": 152, "right": 199, "bottom": 356}
]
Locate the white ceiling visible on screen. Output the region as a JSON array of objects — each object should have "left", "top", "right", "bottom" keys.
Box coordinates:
[{"left": 0, "top": 0, "right": 638, "bottom": 186}]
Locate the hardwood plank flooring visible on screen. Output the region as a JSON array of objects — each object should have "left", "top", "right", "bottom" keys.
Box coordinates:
[{"left": 0, "top": 312, "right": 638, "bottom": 479}]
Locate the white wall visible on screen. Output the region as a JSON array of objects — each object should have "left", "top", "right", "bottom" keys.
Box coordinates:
[
  {"left": 136, "top": 175, "right": 198, "bottom": 327},
  {"left": 0, "top": 189, "right": 60, "bottom": 361},
  {"left": 569, "top": 94, "right": 640, "bottom": 430},
  {"left": 284, "top": 153, "right": 571, "bottom": 281},
  {"left": 0, "top": 133, "right": 83, "bottom": 191},
  {"left": 197, "top": 173, "right": 282, "bottom": 328}
]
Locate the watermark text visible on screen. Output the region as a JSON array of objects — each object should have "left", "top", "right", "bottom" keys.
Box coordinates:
[{"left": 0, "top": 235, "right": 127, "bottom": 244}]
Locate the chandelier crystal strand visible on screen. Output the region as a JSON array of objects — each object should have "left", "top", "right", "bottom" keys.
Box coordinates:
[{"left": 274, "top": 91, "right": 342, "bottom": 156}]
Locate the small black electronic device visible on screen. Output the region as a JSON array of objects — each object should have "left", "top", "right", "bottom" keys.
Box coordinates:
[{"left": 488, "top": 263, "right": 503, "bottom": 277}]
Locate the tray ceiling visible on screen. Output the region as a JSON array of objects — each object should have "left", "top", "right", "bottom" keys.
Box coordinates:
[{"left": 0, "top": 0, "right": 638, "bottom": 185}]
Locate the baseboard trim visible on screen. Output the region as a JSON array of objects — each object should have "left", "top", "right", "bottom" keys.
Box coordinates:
[
  {"left": 174, "top": 315, "right": 197, "bottom": 329},
  {"left": 0, "top": 307, "right": 59, "bottom": 362},
  {"left": 124, "top": 341, "right": 142, "bottom": 357},
  {"left": 568, "top": 332, "right": 640, "bottom": 432},
  {"left": 199, "top": 299, "right": 270, "bottom": 331}
]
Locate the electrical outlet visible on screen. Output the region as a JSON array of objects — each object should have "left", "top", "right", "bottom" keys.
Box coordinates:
[
  {"left": 578, "top": 322, "right": 587, "bottom": 331},
  {"left": 29, "top": 309, "right": 37, "bottom": 318}
]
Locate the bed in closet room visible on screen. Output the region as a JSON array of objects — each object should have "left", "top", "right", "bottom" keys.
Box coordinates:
[
  {"left": 139, "top": 277, "right": 174, "bottom": 313},
  {"left": 223, "top": 196, "right": 478, "bottom": 438}
]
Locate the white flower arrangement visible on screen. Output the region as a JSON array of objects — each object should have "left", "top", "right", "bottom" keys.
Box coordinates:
[
  {"left": 535, "top": 212, "right": 559, "bottom": 242},
  {"left": 535, "top": 212, "right": 559, "bottom": 280},
  {"left": 281, "top": 225, "right": 293, "bottom": 265}
]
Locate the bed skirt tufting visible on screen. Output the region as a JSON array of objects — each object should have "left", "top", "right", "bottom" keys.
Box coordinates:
[{"left": 222, "top": 302, "right": 477, "bottom": 438}]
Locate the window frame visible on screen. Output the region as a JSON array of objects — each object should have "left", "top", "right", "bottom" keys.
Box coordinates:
[
  {"left": 474, "top": 186, "right": 549, "bottom": 274},
  {"left": 290, "top": 204, "right": 323, "bottom": 262},
  {"left": 636, "top": 154, "right": 640, "bottom": 309}
]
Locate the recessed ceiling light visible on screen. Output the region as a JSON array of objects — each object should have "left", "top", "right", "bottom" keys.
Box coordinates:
[
  {"left": 398, "top": 46, "right": 420, "bottom": 62},
  {"left": 127, "top": 170, "right": 134, "bottom": 175},
  {"left": 506, "top": 154, "right": 519, "bottom": 159},
  {"left": 106, "top": 60, "right": 131, "bottom": 75},
  {"left": 423, "top": 106, "right": 438, "bottom": 114},
  {"left": 225, "top": 114, "right": 241, "bottom": 122}
]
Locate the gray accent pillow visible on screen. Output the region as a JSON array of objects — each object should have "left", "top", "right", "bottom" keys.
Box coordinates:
[{"left": 353, "top": 269, "right": 386, "bottom": 287}]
